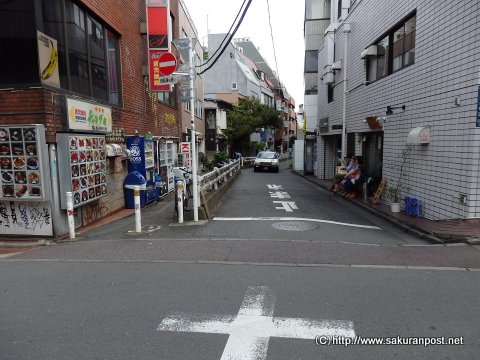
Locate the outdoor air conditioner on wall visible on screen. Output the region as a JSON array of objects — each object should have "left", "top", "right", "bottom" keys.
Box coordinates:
[
  {"left": 360, "top": 45, "right": 378, "bottom": 59},
  {"left": 323, "top": 72, "right": 334, "bottom": 84}
]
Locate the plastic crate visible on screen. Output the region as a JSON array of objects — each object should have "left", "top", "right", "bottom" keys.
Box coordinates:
[{"left": 404, "top": 196, "right": 423, "bottom": 217}]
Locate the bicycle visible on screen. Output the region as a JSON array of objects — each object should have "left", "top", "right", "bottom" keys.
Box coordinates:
[{"left": 173, "top": 167, "right": 193, "bottom": 219}]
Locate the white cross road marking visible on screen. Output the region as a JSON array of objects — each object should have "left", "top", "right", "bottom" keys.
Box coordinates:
[
  {"left": 212, "top": 217, "right": 381, "bottom": 230},
  {"left": 267, "top": 185, "right": 283, "bottom": 190},
  {"left": 273, "top": 201, "right": 299, "bottom": 212},
  {"left": 157, "top": 286, "right": 355, "bottom": 360},
  {"left": 269, "top": 191, "right": 291, "bottom": 199}
]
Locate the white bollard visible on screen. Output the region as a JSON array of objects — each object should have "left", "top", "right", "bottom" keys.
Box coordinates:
[
  {"left": 134, "top": 185, "right": 141, "bottom": 233},
  {"left": 177, "top": 180, "right": 184, "bottom": 224},
  {"left": 66, "top": 192, "right": 75, "bottom": 240}
]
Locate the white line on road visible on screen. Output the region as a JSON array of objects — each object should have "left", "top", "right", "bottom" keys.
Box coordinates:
[
  {"left": 213, "top": 216, "right": 382, "bottom": 230},
  {"left": 157, "top": 286, "right": 355, "bottom": 360}
]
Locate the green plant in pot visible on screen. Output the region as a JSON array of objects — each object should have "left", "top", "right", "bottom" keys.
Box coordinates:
[
  {"left": 387, "top": 183, "right": 407, "bottom": 212},
  {"left": 385, "top": 145, "right": 411, "bottom": 213}
]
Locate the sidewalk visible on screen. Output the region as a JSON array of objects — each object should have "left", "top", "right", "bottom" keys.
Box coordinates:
[{"left": 295, "top": 172, "right": 480, "bottom": 244}]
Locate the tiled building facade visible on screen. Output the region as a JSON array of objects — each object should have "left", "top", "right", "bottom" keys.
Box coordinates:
[{"left": 316, "top": 0, "right": 480, "bottom": 220}]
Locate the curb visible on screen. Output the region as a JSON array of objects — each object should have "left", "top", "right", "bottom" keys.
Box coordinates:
[
  {"left": 293, "top": 171, "right": 447, "bottom": 244},
  {"left": 0, "top": 239, "right": 49, "bottom": 248}
]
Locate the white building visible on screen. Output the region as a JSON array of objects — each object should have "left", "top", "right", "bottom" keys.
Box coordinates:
[{"left": 316, "top": 0, "right": 480, "bottom": 220}]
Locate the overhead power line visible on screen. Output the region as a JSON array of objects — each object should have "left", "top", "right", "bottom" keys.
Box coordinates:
[
  {"left": 197, "top": 0, "right": 253, "bottom": 75},
  {"left": 197, "top": 0, "right": 248, "bottom": 68},
  {"left": 266, "top": 0, "right": 281, "bottom": 92}
]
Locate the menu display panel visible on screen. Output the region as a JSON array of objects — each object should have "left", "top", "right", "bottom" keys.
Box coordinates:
[
  {"left": 0, "top": 125, "right": 50, "bottom": 201},
  {"left": 57, "top": 133, "right": 107, "bottom": 209}
]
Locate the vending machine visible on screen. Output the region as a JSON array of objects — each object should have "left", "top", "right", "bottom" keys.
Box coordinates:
[
  {"left": 126, "top": 134, "right": 159, "bottom": 204},
  {"left": 156, "top": 139, "right": 175, "bottom": 195}
]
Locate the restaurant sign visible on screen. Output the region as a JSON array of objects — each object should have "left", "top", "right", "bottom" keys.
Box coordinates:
[{"left": 67, "top": 98, "right": 112, "bottom": 133}]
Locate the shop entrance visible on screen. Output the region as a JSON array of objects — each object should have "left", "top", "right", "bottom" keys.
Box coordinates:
[{"left": 362, "top": 132, "right": 383, "bottom": 196}]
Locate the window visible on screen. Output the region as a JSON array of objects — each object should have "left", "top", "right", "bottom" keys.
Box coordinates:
[
  {"left": 194, "top": 99, "right": 203, "bottom": 118},
  {"left": 158, "top": 89, "right": 176, "bottom": 108},
  {"left": 232, "top": 82, "right": 238, "bottom": 90},
  {"left": 366, "top": 12, "right": 416, "bottom": 82},
  {"left": 41, "top": 0, "right": 121, "bottom": 105},
  {"left": 327, "top": 84, "right": 334, "bottom": 103},
  {"left": 0, "top": 0, "right": 38, "bottom": 85},
  {"left": 305, "top": 0, "right": 331, "bottom": 20},
  {"left": 305, "top": 50, "right": 318, "bottom": 73},
  {"left": 393, "top": 15, "right": 416, "bottom": 72}
]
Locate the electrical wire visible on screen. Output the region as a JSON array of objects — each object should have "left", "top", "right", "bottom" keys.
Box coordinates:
[
  {"left": 266, "top": 0, "right": 281, "bottom": 92},
  {"left": 196, "top": 0, "right": 248, "bottom": 68},
  {"left": 197, "top": 0, "right": 253, "bottom": 75}
]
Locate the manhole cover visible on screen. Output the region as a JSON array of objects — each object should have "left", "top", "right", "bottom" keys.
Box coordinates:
[{"left": 272, "top": 221, "right": 319, "bottom": 231}]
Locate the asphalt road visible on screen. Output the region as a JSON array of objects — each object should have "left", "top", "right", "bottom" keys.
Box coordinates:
[{"left": 1, "top": 163, "right": 480, "bottom": 359}]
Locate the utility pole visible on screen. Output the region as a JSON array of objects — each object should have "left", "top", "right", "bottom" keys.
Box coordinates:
[
  {"left": 341, "top": 23, "right": 350, "bottom": 159},
  {"left": 189, "top": 37, "right": 199, "bottom": 222}
]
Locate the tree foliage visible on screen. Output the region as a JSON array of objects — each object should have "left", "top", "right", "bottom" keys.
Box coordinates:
[{"left": 222, "top": 98, "right": 281, "bottom": 152}]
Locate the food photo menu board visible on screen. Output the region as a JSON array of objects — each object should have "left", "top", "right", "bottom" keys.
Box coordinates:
[
  {"left": 56, "top": 133, "right": 107, "bottom": 209},
  {"left": 0, "top": 125, "right": 50, "bottom": 201}
]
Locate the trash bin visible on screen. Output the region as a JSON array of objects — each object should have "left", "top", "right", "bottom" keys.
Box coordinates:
[
  {"left": 124, "top": 171, "right": 147, "bottom": 209},
  {"left": 154, "top": 173, "right": 162, "bottom": 199}
]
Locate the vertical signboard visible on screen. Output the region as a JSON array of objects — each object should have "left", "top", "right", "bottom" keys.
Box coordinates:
[
  {"left": 0, "top": 125, "right": 51, "bottom": 201},
  {"left": 37, "top": 31, "right": 60, "bottom": 88},
  {"left": 56, "top": 133, "right": 108, "bottom": 209},
  {"left": 0, "top": 124, "right": 53, "bottom": 236},
  {"left": 146, "top": 0, "right": 170, "bottom": 91}
]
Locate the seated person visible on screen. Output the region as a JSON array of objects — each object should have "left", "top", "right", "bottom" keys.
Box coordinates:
[
  {"left": 329, "top": 153, "right": 354, "bottom": 196},
  {"left": 343, "top": 161, "right": 363, "bottom": 199}
]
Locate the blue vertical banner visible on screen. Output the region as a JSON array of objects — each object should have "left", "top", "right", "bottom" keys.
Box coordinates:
[{"left": 476, "top": 86, "right": 480, "bottom": 127}]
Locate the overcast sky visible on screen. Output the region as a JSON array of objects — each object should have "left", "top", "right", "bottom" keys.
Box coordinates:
[{"left": 182, "top": 0, "right": 305, "bottom": 111}]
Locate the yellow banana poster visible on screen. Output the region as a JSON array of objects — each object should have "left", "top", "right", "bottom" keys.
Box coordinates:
[{"left": 37, "top": 31, "right": 60, "bottom": 88}]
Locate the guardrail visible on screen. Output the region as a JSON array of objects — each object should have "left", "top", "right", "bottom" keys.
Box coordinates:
[
  {"left": 198, "top": 159, "right": 241, "bottom": 192},
  {"left": 242, "top": 157, "right": 256, "bottom": 167}
]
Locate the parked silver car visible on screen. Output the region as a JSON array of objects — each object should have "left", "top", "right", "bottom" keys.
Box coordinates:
[{"left": 254, "top": 151, "right": 279, "bottom": 173}]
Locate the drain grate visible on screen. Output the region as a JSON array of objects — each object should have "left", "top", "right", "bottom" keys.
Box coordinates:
[{"left": 272, "top": 221, "right": 319, "bottom": 231}]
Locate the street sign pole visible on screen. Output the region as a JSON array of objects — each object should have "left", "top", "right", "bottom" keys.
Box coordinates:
[{"left": 189, "top": 38, "right": 199, "bottom": 222}]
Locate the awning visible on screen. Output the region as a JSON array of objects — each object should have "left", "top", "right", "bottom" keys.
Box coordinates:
[
  {"left": 360, "top": 45, "right": 378, "bottom": 59},
  {"left": 407, "top": 126, "right": 430, "bottom": 144}
]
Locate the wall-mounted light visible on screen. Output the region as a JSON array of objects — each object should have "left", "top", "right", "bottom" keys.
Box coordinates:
[{"left": 386, "top": 105, "right": 406, "bottom": 115}]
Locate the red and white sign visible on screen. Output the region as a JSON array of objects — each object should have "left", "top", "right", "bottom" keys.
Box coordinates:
[
  {"left": 149, "top": 50, "right": 169, "bottom": 91},
  {"left": 159, "top": 52, "right": 177, "bottom": 76},
  {"left": 180, "top": 142, "right": 191, "bottom": 154},
  {"left": 146, "top": 0, "right": 170, "bottom": 91}
]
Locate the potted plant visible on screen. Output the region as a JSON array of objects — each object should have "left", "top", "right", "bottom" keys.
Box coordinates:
[
  {"left": 385, "top": 145, "right": 411, "bottom": 213},
  {"left": 387, "top": 184, "right": 404, "bottom": 212}
]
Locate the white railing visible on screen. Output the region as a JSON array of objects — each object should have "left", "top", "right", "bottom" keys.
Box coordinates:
[
  {"left": 242, "top": 157, "right": 256, "bottom": 167},
  {"left": 198, "top": 159, "right": 241, "bottom": 192}
]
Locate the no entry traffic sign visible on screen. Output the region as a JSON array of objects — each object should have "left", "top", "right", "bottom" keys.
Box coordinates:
[{"left": 159, "top": 52, "right": 177, "bottom": 76}]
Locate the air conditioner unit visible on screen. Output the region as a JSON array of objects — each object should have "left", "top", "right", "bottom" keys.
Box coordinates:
[
  {"left": 323, "top": 72, "right": 334, "bottom": 84},
  {"left": 360, "top": 45, "right": 378, "bottom": 59},
  {"left": 331, "top": 60, "right": 342, "bottom": 71}
]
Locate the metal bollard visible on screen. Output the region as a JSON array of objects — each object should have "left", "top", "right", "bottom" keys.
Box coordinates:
[
  {"left": 176, "top": 180, "right": 184, "bottom": 224},
  {"left": 66, "top": 192, "right": 75, "bottom": 240},
  {"left": 134, "top": 185, "right": 141, "bottom": 232}
]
